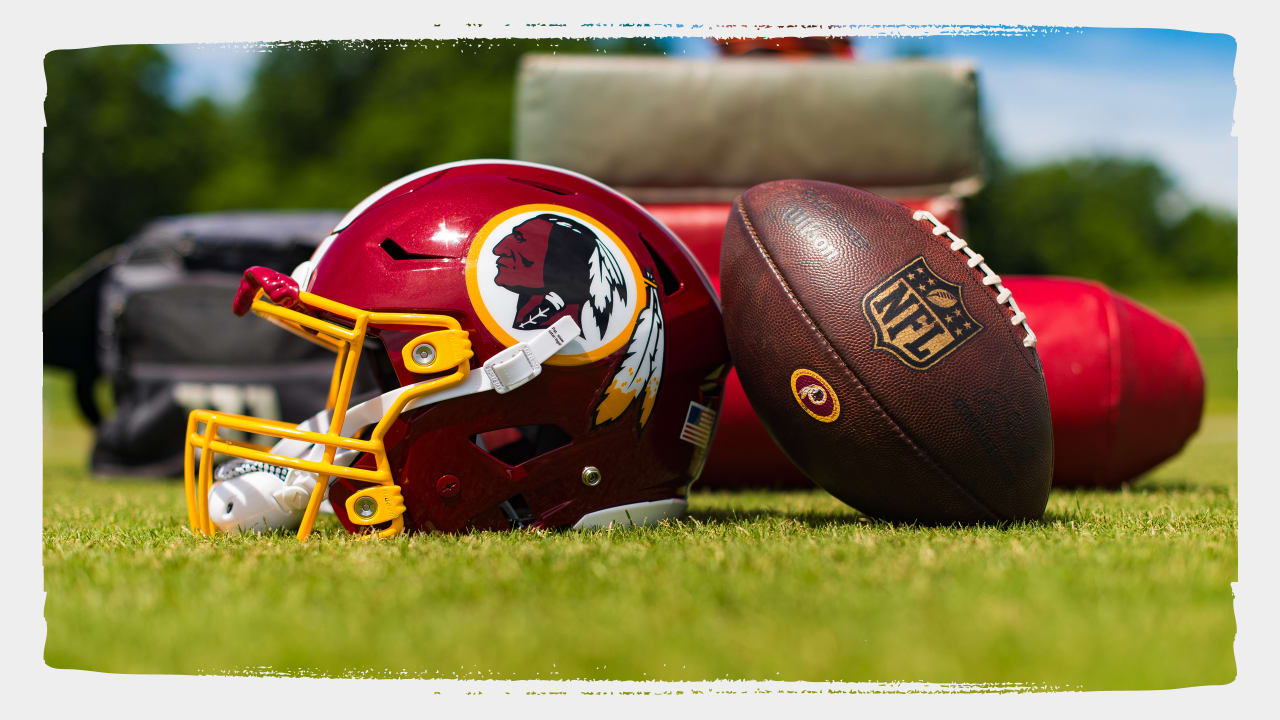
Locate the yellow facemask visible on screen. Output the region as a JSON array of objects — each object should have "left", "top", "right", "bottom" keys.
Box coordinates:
[{"left": 183, "top": 287, "right": 474, "bottom": 541}]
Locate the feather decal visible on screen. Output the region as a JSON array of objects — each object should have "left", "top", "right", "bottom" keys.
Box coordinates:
[
  {"left": 635, "top": 280, "right": 665, "bottom": 432},
  {"left": 584, "top": 238, "right": 628, "bottom": 342},
  {"left": 592, "top": 271, "right": 665, "bottom": 432}
]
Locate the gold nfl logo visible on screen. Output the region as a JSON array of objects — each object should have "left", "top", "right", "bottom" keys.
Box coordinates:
[{"left": 861, "top": 257, "right": 983, "bottom": 370}]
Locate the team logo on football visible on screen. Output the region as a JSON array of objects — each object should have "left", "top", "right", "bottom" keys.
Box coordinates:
[
  {"left": 791, "top": 369, "right": 839, "bottom": 423},
  {"left": 862, "top": 256, "right": 982, "bottom": 370},
  {"left": 466, "top": 204, "right": 646, "bottom": 366}
]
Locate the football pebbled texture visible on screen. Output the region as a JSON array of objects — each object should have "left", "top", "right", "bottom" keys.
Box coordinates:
[{"left": 720, "top": 180, "right": 1053, "bottom": 523}]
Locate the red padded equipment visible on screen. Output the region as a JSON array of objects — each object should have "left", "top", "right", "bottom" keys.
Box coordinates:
[{"left": 1000, "top": 276, "right": 1204, "bottom": 487}]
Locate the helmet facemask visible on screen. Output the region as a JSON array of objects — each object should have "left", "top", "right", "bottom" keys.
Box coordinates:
[{"left": 184, "top": 279, "right": 476, "bottom": 540}]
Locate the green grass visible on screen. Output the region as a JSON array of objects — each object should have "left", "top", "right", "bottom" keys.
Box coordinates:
[{"left": 42, "top": 284, "right": 1237, "bottom": 689}]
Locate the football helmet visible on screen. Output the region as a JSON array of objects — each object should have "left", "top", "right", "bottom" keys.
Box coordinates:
[{"left": 183, "top": 160, "right": 729, "bottom": 540}]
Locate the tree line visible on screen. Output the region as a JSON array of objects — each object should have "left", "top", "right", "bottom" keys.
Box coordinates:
[{"left": 43, "top": 41, "right": 1235, "bottom": 291}]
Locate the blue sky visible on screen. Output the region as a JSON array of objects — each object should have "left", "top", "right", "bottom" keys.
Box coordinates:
[
  {"left": 856, "top": 29, "right": 1237, "bottom": 211},
  {"left": 164, "top": 28, "right": 1237, "bottom": 211}
]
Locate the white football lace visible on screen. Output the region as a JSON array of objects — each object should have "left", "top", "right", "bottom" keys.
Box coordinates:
[{"left": 911, "top": 210, "right": 1037, "bottom": 348}]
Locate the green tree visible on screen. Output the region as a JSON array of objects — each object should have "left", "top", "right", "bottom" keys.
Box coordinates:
[
  {"left": 1166, "top": 207, "right": 1237, "bottom": 281},
  {"left": 43, "top": 46, "right": 215, "bottom": 289},
  {"left": 190, "top": 38, "right": 661, "bottom": 213},
  {"left": 45, "top": 41, "right": 1233, "bottom": 292},
  {"left": 42, "top": 39, "right": 662, "bottom": 290},
  {"left": 965, "top": 156, "right": 1234, "bottom": 287}
]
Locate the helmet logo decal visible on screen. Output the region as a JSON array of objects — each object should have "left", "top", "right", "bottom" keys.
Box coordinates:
[
  {"left": 582, "top": 229, "right": 629, "bottom": 340},
  {"left": 592, "top": 270, "right": 665, "bottom": 432},
  {"left": 467, "top": 204, "right": 645, "bottom": 366},
  {"left": 495, "top": 212, "right": 627, "bottom": 337}
]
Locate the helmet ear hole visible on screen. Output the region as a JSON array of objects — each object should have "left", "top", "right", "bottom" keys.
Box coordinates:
[{"left": 470, "top": 425, "right": 571, "bottom": 466}]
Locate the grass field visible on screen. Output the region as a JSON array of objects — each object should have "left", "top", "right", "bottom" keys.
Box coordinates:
[{"left": 41, "top": 284, "right": 1237, "bottom": 690}]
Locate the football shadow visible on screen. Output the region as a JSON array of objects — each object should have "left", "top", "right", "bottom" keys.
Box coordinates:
[
  {"left": 688, "top": 480, "right": 1234, "bottom": 530},
  {"left": 688, "top": 508, "right": 1067, "bottom": 531}
]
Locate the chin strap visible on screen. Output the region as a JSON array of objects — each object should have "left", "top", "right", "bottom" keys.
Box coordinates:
[
  {"left": 212, "top": 317, "right": 583, "bottom": 535},
  {"left": 306, "top": 315, "right": 580, "bottom": 454}
]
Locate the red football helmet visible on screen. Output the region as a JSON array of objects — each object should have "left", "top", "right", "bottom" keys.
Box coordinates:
[{"left": 183, "top": 160, "right": 729, "bottom": 539}]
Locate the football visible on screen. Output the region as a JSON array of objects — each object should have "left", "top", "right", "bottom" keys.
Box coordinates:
[
  {"left": 643, "top": 201, "right": 1205, "bottom": 490},
  {"left": 719, "top": 180, "right": 1054, "bottom": 523}
]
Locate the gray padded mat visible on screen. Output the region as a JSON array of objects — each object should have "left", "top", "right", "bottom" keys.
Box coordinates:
[{"left": 515, "top": 55, "right": 983, "bottom": 201}]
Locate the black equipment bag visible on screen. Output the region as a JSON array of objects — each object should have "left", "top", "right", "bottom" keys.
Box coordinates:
[{"left": 43, "top": 211, "right": 376, "bottom": 477}]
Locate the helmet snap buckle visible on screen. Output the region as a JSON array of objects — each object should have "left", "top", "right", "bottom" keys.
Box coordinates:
[{"left": 483, "top": 344, "right": 540, "bottom": 394}]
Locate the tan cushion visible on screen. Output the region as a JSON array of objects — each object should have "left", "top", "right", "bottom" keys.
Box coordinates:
[{"left": 514, "top": 55, "right": 983, "bottom": 201}]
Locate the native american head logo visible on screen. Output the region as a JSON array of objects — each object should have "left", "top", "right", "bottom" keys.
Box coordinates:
[
  {"left": 466, "top": 203, "right": 655, "bottom": 370},
  {"left": 490, "top": 212, "right": 629, "bottom": 343}
]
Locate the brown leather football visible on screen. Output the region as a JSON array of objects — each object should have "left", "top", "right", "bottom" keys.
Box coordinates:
[{"left": 719, "top": 180, "right": 1053, "bottom": 523}]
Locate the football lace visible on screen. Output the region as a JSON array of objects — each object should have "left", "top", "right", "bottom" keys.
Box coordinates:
[{"left": 911, "top": 210, "right": 1037, "bottom": 348}]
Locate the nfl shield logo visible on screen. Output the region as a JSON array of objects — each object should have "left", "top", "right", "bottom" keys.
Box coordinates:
[{"left": 861, "top": 256, "right": 983, "bottom": 370}]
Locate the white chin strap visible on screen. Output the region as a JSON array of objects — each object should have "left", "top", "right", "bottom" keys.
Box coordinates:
[{"left": 209, "top": 317, "right": 582, "bottom": 534}]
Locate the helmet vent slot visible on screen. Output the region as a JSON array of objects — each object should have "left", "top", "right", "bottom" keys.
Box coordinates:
[
  {"left": 380, "top": 237, "right": 452, "bottom": 261},
  {"left": 470, "top": 424, "right": 571, "bottom": 466},
  {"left": 498, "top": 494, "right": 536, "bottom": 529},
  {"left": 638, "top": 232, "right": 683, "bottom": 296},
  {"left": 508, "top": 177, "right": 574, "bottom": 196}
]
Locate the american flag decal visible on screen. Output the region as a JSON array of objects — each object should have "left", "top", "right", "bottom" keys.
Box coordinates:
[{"left": 679, "top": 401, "right": 717, "bottom": 448}]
